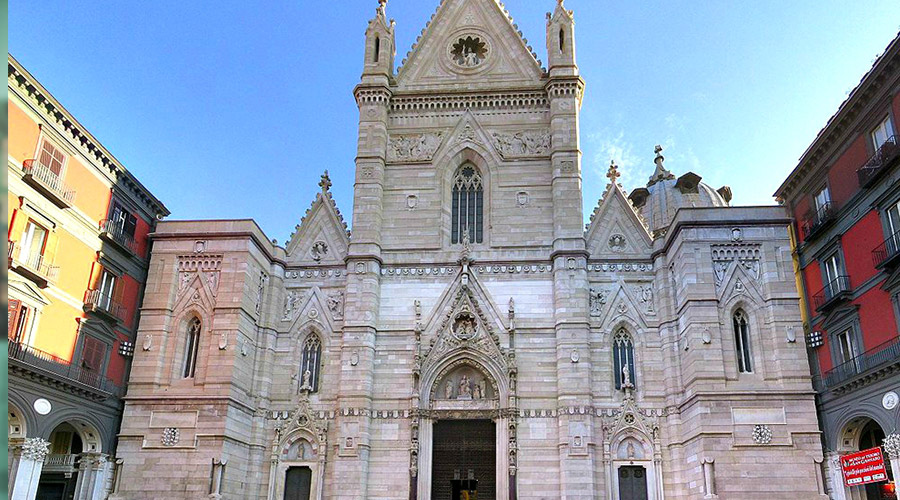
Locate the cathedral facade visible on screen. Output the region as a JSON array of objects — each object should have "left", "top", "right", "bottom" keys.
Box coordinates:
[{"left": 112, "top": 1, "right": 828, "bottom": 499}]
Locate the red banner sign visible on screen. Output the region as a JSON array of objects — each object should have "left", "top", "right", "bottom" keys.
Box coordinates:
[{"left": 841, "top": 447, "right": 888, "bottom": 487}]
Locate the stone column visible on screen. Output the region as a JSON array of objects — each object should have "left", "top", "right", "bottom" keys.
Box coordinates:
[
  {"left": 824, "top": 451, "right": 847, "bottom": 500},
  {"left": 884, "top": 434, "right": 900, "bottom": 495},
  {"left": 10, "top": 437, "right": 50, "bottom": 500},
  {"left": 73, "top": 453, "right": 111, "bottom": 500},
  {"left": 701, "top": 458, "right": 718, "bottom": 499}
]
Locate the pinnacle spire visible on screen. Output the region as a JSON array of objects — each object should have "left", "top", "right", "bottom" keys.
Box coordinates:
[
  {"left": 606, "top": 160, "right": 621, "bottom": 183},
  {"left": 647, "top": 144, "right": 675, "bottom": 186},
  {"left": 319, "top": 170, "right": 332, "bottom": 192}
]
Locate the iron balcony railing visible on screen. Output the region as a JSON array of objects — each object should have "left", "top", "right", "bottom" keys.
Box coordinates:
[
  {"left": 7, "top": 341, "right": 121, "bottom": 396},
  {"left": 802, "top": 201, "right": 837, "bottom": 240},
  {"left": 857, "top": 136, "right": 900, "bottom": 188},
  {"left": 22, "top": 159, "right": 76, "bottom": 207},
  {"left": 824, "top": 337, "right": 900, "bottom": 388},
  {"left": 43, "top": 454, "right": 77, "bottom": 473},
  {"left": 8, "top": 240, "right": 60, "bottom": 286},
  {"left": 872, "top": 229, "right": 900, "bottom": 270},
  {"left": 83, "top": 288, "right": 127, "bottom": 322},
  {"left": 98, "top": 219, "right": 141, "bottom": 256},
  {"left": 813, "top": 275, "right": 852, "bottom": 312}
]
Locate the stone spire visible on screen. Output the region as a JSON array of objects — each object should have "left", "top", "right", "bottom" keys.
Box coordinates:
[
  {"left": 647, "top": 144, "right": 675, "bottom": 186},
  {"left": 607, "top": 159, "right": 621, "bottom": 182},
  {"left": 376, "top": 0, "right": 386, "bottom": 18}
]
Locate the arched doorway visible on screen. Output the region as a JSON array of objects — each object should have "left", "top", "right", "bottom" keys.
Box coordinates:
[
  {"left": 837, "top": 417, "right": 897, "bottom": 500},
  {"left": 36, "top": 422, "right": 85, "bottom": 500}
]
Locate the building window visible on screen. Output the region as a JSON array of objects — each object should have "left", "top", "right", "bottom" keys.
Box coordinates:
[
  {"left": 8, "top": 299, "right": 30, "bottom": 343},
  {"left": 613, "top": 328, "right": 636, "bottom": 390},
  {"left": 871, "top": 115, "right": 895, "bottom": 150},
  {"left": 733, "top": 309, "right": 753, "bottom": 373},
  {"left": 835, "top": 329, "right": 857, "bottom": 366},
  {"left": 373, "top": 36, "right": 380, "bottom": 63},
  {"left": 451, "top": 164, "right": 484, "bottom": 245},
  {"left": 20, "top": 220, "right": 49, "bottom": 262},
  {"left": 37, "top": 138, "right": 67, "bottom": 176},
  {"left": 110, "top": 201, "right": 138, "bottom": 239},
  {"left": 813, "top": 186, "right": 831, "bottom": 217},
  {"left": 182, "top": 317, "right": 202, "bottom": 379},
  {"left": 300, "top": 335, "right": 322, "bottom": 392},
  {"left": 886, "top": 200, "right": 900, "bottom": 245},
  {"left": 80, "top": 335, "right": 108, "bottom": 373},
  {"left": 98, "top": 270, "right": 117, "bottom": 310},
  {"left": 822, "top": 253, "right": 845, "bottom": 295}
]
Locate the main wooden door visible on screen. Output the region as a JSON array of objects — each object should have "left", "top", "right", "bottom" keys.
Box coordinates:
[
  {"left": 283, "top": 466, "right": 312, "bottom": 500},
  {"left": 618, "top": 466, "right": 649, "bottom": 500},
  {"left": 432, "top": 420, "right": 496, "bottom": 500}
]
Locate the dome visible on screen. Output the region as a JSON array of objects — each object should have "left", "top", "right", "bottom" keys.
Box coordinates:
[{"left": 628, "top": 146, "right": 731, "bottom": 236}]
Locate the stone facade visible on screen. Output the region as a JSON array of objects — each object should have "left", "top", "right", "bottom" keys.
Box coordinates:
[{"left": 113, "top": 1, "right": 827, "bottom": 498}]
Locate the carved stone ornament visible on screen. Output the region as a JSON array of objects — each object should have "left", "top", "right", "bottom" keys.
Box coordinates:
[
  {"left": 161, "top": 427, "right": 180, "bottom": 447},
  {"left": 272, "top": 393, "right": 328, "bottom": 460},
  {"left": 589, "top": 288, "right": 608, "bottom": 316},
  {"left": 387, "top": 133, "right": 444, "bottom": 162},
  {"left": 218, "top": 331, "right": 228, "bottom": 350},
  {"left": 751, "top": 424, "right": 773, "bottom": 445},
  {"left": 142, "top": 333, "right": 153, "bottom": 351},
  {"left": 327, "top": 291, "right": 344, "bottom": 320},
  {"left": 491, "top": 130, "right": 551, "bottom": 157},
  {"left": 407, "top": 195, "right": 418, "bottom": 210},
  {"left": 452, "top": 309, "right": 478, "bottom": 341},
  {"left": 310, "top": 241, "right": 328, "bottom": 262},
  {"left": 882, "top": 433, "right": 900, "bottom": 459},
  {"left": 22, "top": 437, "right": 50, "bottom": 462},
  {"left": 282, "top": 291, "right": 300, "bottom": 321},
  {"left": 449, "top": 34, "right": 489, "bottom": 68},
  {"left": 608, "top": 234, "right": 627, "bottom": 253},
  {"left": 516, "top": 191, "right": 529, "bottom": 208}
]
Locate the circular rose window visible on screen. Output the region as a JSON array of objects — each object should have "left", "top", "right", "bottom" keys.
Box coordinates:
[{"left": 450, "top": 35, "right": 488, "bottom": 68}]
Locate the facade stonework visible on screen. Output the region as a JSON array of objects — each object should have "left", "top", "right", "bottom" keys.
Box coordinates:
[{"left": 114, "top": 1, "right": 827, "bottom": 498}]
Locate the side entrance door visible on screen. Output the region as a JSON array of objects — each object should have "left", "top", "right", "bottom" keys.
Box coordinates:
[
  {"left": 283, "top": 466, "right": 312, "bottom": 500},
  {"left": 618, "top": 466, "right": 649, "bottom": 500}
]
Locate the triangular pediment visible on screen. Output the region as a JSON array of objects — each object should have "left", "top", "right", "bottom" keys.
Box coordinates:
[
  {"left": 717, "top": 262, "right": 763, "bottom": 304},
  {"left": 595, "top": 282, "right": 651, "bottom": 330},
  {"left": 282, "top": 286, "right": 336, "bottom": 334},
  {"left": 286, "top": 178, "right": 350, "bottom": 266},
  {"left": 585, "top": 178, "right": 652, "bottom": 258},
  {"left": 9, "top": 277, "right": 50, "bottom": 306},
  {"left": 395, "top": 0, "right": 544, "bottom": 90}
]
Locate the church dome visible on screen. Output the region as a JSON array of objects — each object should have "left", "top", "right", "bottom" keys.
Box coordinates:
[{"left": 628, "top": 146, "right": 731, "bottom": 236}]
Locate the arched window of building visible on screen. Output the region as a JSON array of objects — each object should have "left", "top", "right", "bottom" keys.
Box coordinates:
[
  {"left": 613, "top": 328, "right": 636, "bottom": 390},
  {"left": 451, "top": 163, "right": 483, "bottom": 244},
  {"left": 733, "top": 309, "right": 753, "bottom": 373},
  {"left": 559, "top": 28, "right": 565, "bottom": 53},
  {"left": 374, "top": 36, "right": 380, "bottom": 63},
  {"left": 300, "top": 335, "right": 322, "bottom": 392},
  {"left": 182, "top": 317, "right": 202, "bottom": 378}
]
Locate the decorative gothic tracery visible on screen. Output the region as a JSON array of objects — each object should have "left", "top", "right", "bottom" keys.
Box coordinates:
[
  {"left": 451, "top": 164, "right": 484, "bottom": 244},
  {"left": 613, "top": 328, "right": 636, "bottom": 390},
  {"left": 300, "top": 335, "right": 322, "bottom": 393}
]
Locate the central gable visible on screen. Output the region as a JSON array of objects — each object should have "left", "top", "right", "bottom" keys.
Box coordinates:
[{"left": 395, "top": 0, "right": 545, "bottom": 90}]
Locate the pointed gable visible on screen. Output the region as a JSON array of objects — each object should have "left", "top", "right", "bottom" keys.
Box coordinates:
[
  {"left": 395, "top": 0, "right": 545, "bottom": 91},
  {"left": 286, "top": 172, "right": 350, "bottom": 266},
  {"left": 585, "top": 163, "right": 652, "bottom": 259}
]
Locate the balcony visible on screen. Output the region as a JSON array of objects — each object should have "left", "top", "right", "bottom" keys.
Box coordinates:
[
  {"left": 802, "top": 202, "right": 838, "bottom": 241},
  {"left": 813, "top": 276, "right": 852, "bottom": 312},
  {"left": 823, "top": 337, "right": 900, "bottom": 390},
  {"left": 8, "top": 241, "right": 60, "bottom": 288},
  {"left": 7, "top": 341, "right": 122, "bottom": 399},
  {"left": 873, "top": 230, "right": 900, "bottom": 270},
  {"left": 83, "top": 288, "right": 127, "bottom": 323},
  {"left": 857, "top": 136, "right": 900, "bottom": 188},
  {"left": 43, "top": 454, "right": 77, "bottom": 474},
  {"left": 98, "top": 219, "right": 141, "bottom": 257},
  {"left": 21, "top": 159, "right": 76, "bottom": 208}
]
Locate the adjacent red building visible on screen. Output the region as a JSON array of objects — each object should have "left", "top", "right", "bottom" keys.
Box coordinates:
[{"left": 775, "top": 32, "right": 900, "bottom": 500}]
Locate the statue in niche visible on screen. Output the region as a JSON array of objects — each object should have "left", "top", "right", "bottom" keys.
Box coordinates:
[
  {"left": 627, "top": 442, "right": 637, "bottom": 459},
  {"left": 622, "top": 364, "right": 633, "bottom": 389},
  {"left": 459, "top": 375, "right": 472, "bottom": 399},
  {"left": 445, "top": 380, "right": 454, "bottom": 400},
  {"left": 453, "top": 312, "right": 477, "bottom": 340},
  {"left": 300, "top": 369, "right": 313, "bottom": 392},
  {"left": 472, "top": 379, "right": 483, "bottom": 400}
]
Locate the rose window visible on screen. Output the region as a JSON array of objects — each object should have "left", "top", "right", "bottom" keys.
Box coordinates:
[{"left": 450, "top": 36, "right": 488, "bottom": 68}]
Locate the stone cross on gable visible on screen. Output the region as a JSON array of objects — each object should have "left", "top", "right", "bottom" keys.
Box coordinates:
[
  {"left": 606, "top": 160, "right": 621, "bottom": 182},
  {"left": 319, "top": 170, "right": 332, "bottom": 192}
]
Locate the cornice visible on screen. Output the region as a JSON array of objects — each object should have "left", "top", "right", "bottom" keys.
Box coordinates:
[{"left": 8, "top": 55, "right": 169, "bottom": 219}]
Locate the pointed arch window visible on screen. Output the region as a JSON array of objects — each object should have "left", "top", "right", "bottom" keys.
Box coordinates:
[
  {"left": 374, "top": 36, "right": 380, "bottom": 63},
  {"left": 182, "top": 317, "right": 202, "bottom": 378},
  {"left": 300, "top": 335, "right": 322, "bottom": 393},
  {"left": 733, "top": 309, "right": 753, "bottom": 373},
  {"left": 613, "top": 328, "right": 636, "bottom": 390},
  {"left": 559, "top": 28, "right": 565, "bottom": 53},
  {"left": 451, "top": 163, "right": 483, "bottom": 244}
]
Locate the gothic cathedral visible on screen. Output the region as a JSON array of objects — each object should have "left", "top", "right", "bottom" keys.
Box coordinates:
[{"left": 113, "top": 1, "right": 828, "bottom": 499}]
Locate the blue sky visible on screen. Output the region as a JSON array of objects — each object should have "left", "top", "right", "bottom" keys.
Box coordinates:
[{"left": 9, "top": 1, "right": 899, "bottom": 241}]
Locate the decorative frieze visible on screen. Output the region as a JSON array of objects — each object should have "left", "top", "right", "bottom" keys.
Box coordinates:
[
  {"left": 387, "top": 132, "right": 444, "bottom": 162},
  {"left": 588, "top": 262, "right": 653, "bottom": 272},
  {"left": 712, "top": 243, "right": 762, "bottom": 287},
  {"left": 285, "top": 268, "right": 345, "bottom": 280},
  {"left": 490, "top": 130, "right": 551, "bottom": 157}
]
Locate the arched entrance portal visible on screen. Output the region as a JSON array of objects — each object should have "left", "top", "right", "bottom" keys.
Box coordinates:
[{"left": 834, "top": 417, "right": 897, "bottom": 500}]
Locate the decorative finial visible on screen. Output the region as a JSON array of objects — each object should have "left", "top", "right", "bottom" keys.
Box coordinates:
[
  {"left": 319, "top": 170, "right": 332, "bottom": 192},
  {"left": 606, "top": 160, "right": 621, "bottom": 182},
  {"left": 377, "top": 0, "right": 386, "bottom": 16},
  {"left": 648, "top": 144, "right": 674, "bottom": 186}
]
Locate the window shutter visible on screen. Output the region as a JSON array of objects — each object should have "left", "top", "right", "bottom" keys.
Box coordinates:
[
  {"left": 81, "top": 336, "right": 107, "bottom": 372},
  {"left": 39, "top": 140, "right": 66, "bottom": 175},
  {"left": 124, "top": 212, "right": 137, "bottom": 238},
  {"left": 8, "top": 299, "right": 22, "bottom": 341}
]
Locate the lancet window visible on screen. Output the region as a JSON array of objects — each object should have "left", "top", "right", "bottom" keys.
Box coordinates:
[{"left": 451, "top": 164, "right": 484, "bottom": 244}]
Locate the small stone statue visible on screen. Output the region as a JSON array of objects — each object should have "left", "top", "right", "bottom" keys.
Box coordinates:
[
  {"left": 622, "top": 364, "right": 633, "bottom": 389},
  {"left": 300, "top": 369, "right": 313, "bottom": 392},
  {"left": 459, "top": 375, "right": 472, "bottom": 399},
  {"left": 445, "top": 380, "right": 454, "bottom": 399},
  {"left": 472, "top": 380, "right": 483, "bottom": 400}
]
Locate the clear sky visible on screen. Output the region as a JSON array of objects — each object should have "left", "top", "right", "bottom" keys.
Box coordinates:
[{"left": 9, "top": 1, "right": 899, "bottom": 241}]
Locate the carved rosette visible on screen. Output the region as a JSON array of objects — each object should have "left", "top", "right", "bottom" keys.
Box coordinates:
[
  {"left": 751, "top": 424, "right": 773, "bottom": 445},
  {"left": 21, "top": 437, "right": 50, "bottom": 462},
  {"left": 882, "top": 433, "right": 900, "bottom": 459}
]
